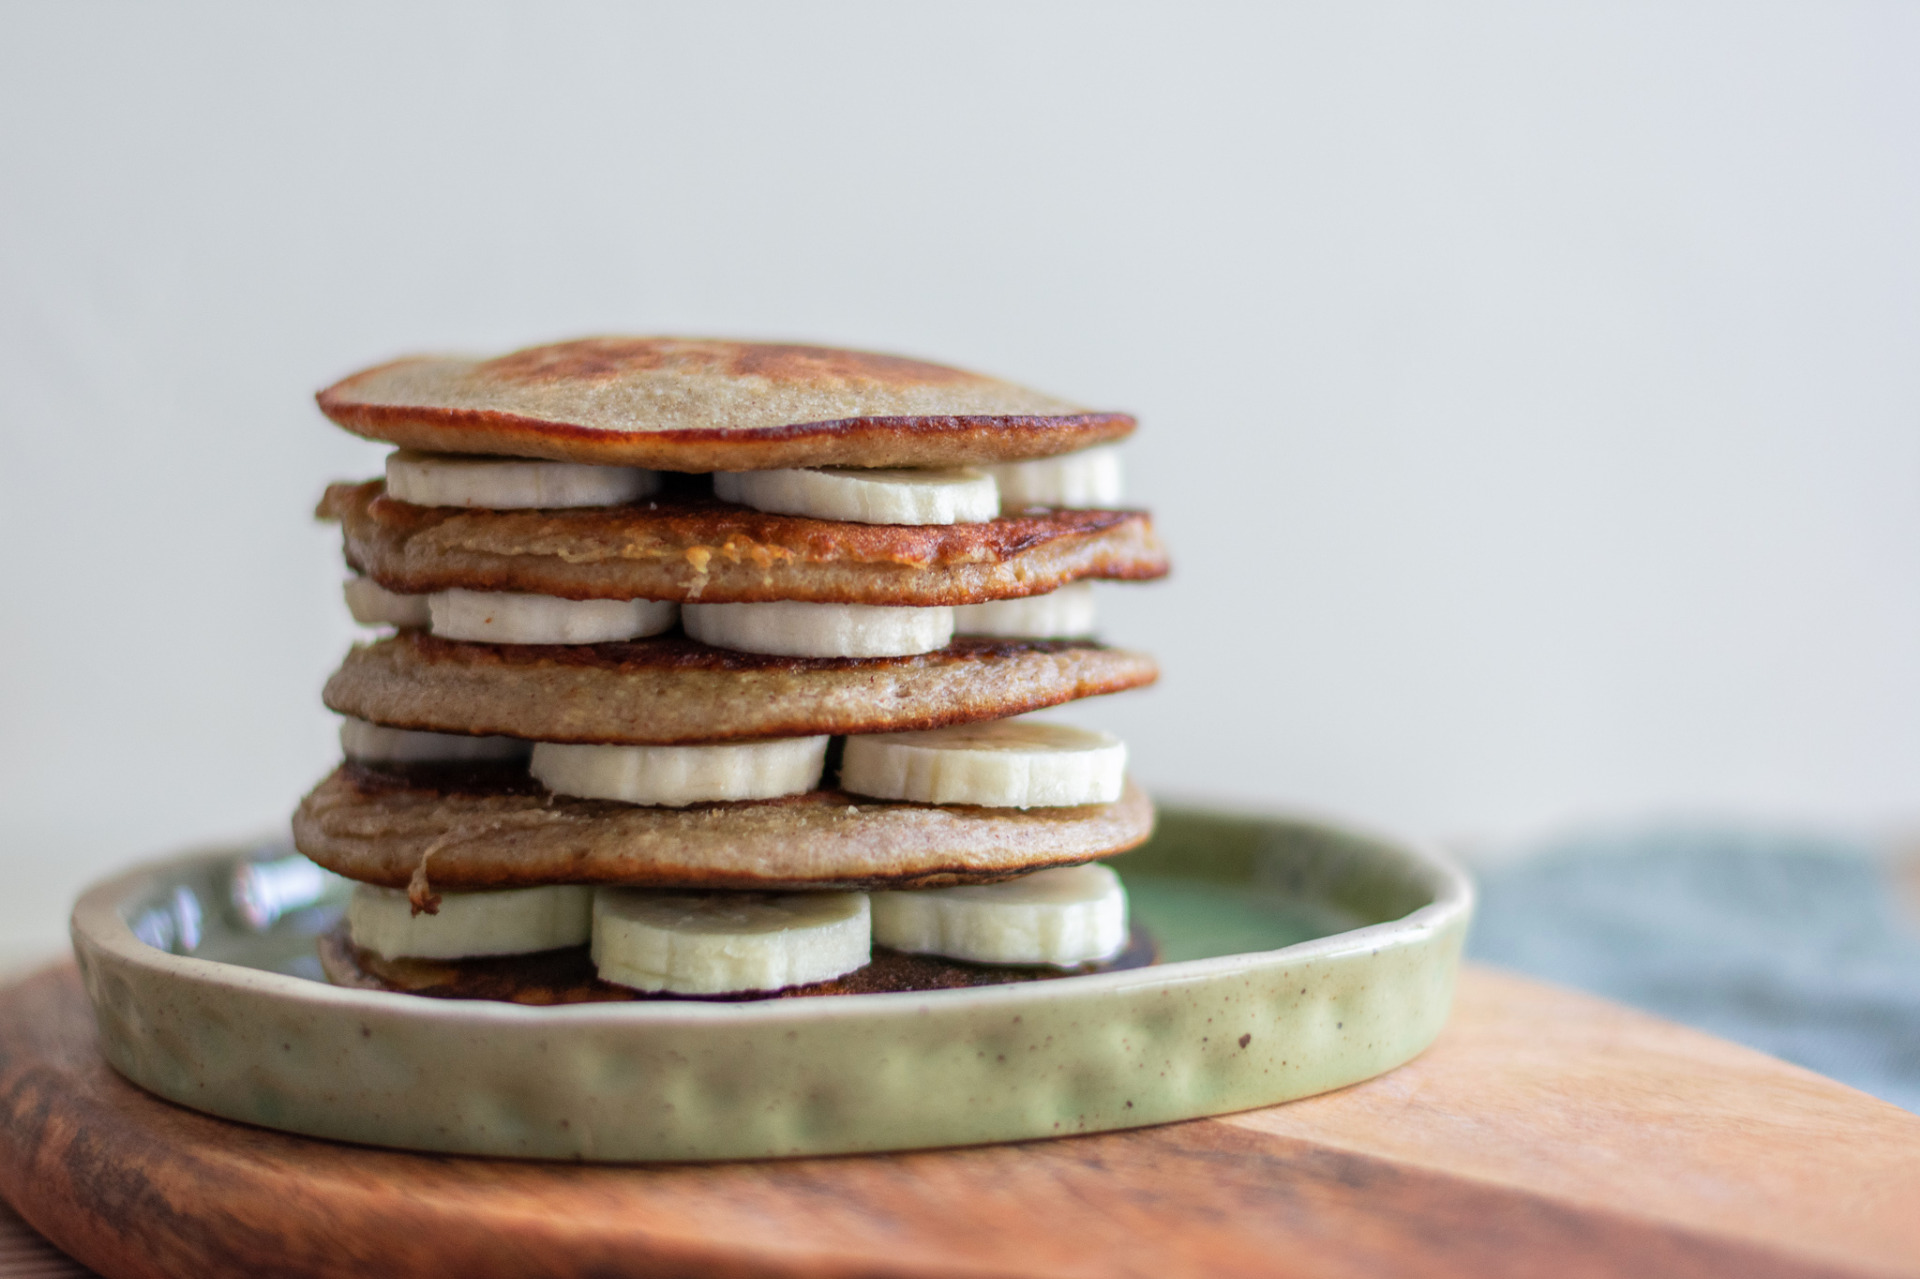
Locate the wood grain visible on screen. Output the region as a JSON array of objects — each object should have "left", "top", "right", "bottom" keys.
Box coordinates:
[
  {"left": 0, "top": 1199, "right": 92, "bottom": 1279},
  {"left": 2, "top": 962, "right": 1916, "bottom": 1279}
]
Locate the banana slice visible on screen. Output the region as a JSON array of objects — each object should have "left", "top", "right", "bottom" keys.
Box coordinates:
[
  {"left": 952, "top": 582, "right": 1097, "bottom": 638},
  {"left": 385, "top": 450, "right": 659, "bottom": 509},
  {"left": 349, "top": 881, "right": 594, "bottom": 960},
  {"left": 985, "top": 445, "right": 1124, "bottom": 511},
  {"left": 343, "top": 576, "right": 432, "bottom": 629},
  {"left": 429, "top": 588, "right": 678, "bottom": 644},
  {"left": 682, "top": 600, "right": 953, "bottom": 658},
  {"left": 531, "top": 736, "right": 829, "bottom": 807},
  {"left": 340, "top": 716, "right": 530, "bottom": 764},
  {"left": 839, "top": 718, "right": 1125, "bottom": 808},
  {"left": 871, "top": 863, "right": 1127, "bottom": 967},
  {"left": 592, "top": 888, "right": 871, "bottom": 994},
  {"left": 713, "top": 466, "right": 997, "bottom": 525}
]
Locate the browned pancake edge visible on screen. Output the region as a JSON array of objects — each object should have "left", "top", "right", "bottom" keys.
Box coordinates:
[{"left": 319, "top": 481, "right": 1169, "bottom": 605}]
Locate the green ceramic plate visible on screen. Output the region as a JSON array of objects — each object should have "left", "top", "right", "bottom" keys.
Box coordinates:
[{"left": 69, "top": 805, "right": 1472, "bottom": 1162}]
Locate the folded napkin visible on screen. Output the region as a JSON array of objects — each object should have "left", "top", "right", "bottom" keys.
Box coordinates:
[{"left": 1468, "top": 825, "right": 1920, "bottom": 1113}]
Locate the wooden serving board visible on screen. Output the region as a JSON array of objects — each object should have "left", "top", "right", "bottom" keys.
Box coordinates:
[{"left": 2, "top": 962, "right": 1917, "bottom": 1279}]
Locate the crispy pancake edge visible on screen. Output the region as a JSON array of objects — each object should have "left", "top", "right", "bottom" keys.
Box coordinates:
[{"left": 319, "top": 481, "right": 1169, "bottom": 605}]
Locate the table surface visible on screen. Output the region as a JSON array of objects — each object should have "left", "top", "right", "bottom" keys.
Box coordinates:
[{"left": 3, "top": 960, "right": 1918, "bottom": 1279}]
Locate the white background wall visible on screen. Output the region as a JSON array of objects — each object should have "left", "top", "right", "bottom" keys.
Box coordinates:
[{"left": 2, "top": 3, "right": 1916, "bottom": 955}]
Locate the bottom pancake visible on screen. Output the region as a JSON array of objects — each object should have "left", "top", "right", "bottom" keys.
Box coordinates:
[
  {"left": 317, "top": 921, "right": 1157, "bottom": 1005},
  {"left": 293, "top": 761, "right": 1155, "bottom": 892}
]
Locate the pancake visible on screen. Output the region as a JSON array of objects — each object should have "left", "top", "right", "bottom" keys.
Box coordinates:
[
  {"left": 316, "top": 338, "right": 1133, "bottom": 471},
  {"left": 292, "top": 762, "right": 1155, "bottom": 892},
  {"left": 320, "top": 480, "right": 1169, "bottom": 606},
  {"left": 316, "top": 921, "right": 1157, "bottom": 1005},
  {"left": 323, "top": 632, "right": 1157, "bottom": 745}
]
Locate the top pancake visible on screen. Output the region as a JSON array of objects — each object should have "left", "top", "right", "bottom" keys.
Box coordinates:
[{"left": 317, "top": 338, "right": 1135, "bottom": 472}]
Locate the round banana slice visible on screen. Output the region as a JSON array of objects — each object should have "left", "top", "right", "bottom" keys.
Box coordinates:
[
  {"left": 839, "top": 719, "right": 1125, "bottom": 808},
  {"left": 682, "top": 600, "right": 953, "bottom": 658},
  {"left": 531, "top": 736, "right": 829, "bottom": 807},
  {"left": 429, "top": 588, "right": 678, "bottom": 645},
  {"left": 343, "top": 576, "right": 431, "bottom": 629},
  {"left": 713, "top": 466, "right": 997, "bottom": 525},
  {"left": 952, "top": 582, "right": 1096, "bottom": 639},
  {"left": 385, "top": 450, "right": 660, "bottom": 509},
  {"left": 348, "top": 882, "right": 594, "bottom": 960},
  {"left": 592, "top": 888, "right": 871, "bottom": 994},
  {"left": 870, "top": 863, "right": 1127, "bottom": 967},
  {"left": 985, "top": 444, "right": 1123, "bottom": 511},
  {"left": 339, "top": 716, "right": 530, "bottom": 764}
]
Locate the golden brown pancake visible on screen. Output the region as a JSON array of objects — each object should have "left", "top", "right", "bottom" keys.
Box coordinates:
[
  {"left": 316, "top": 921, "right": 1157, "bottom": 1005},
  {"left": 293, "top": 762, "right": 1155, "bottom": 892},
  {"left": 319, "top": 480, "right": 1169, "bottom": 606},
  {"left": 323, "top": 632, "right": 1157, "bottom": 745},
  {"left": 316, "top": 338, "right": 1133, "bottom": 471}
]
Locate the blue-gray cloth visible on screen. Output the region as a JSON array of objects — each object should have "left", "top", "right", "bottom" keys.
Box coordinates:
[{"left": 1466, "top": 826, "right": 1920, "bottom": 1113}]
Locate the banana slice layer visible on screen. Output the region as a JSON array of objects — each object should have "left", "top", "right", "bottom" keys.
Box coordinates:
[
  {"left": 344, "top": 576, "right": 431, "bottom": 628},
  {"left": 593, "top": 888, "right": 871, "bottom": 994},
  {"left": 340, "top": 716, "right": 530, "bottom": 764},
  {"left": 682, "top": 600, "right": 953, "bottom": 658},
  {"left": 986, "top": 445, "right": 1123, "bottom": 511},
  {"left": 386, "top": 451, "right": 660, "bottom": 509},
  {"left": 871, "top": 863, "right": 1127, "bottom": 967},
  {"left": 840, "top": 718, "right": 1125, "bottom": 808},
  {"left": 348, "top": 882, "right": 594, "bottom": 960},
  {"left": 429, "top": 588, "right": 679, "bottom": 644},
  {"left": 953, "top": 582, "right": 1096, "bottom": 638},
  {"left": 531, "top": 736, "right": 829, "bottom": 807},
  {"left": 713, "top": 466, "right": 998, "bottom": 525}
]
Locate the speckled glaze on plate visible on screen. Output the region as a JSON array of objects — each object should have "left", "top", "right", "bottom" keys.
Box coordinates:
[{"left": 69, "top": 805, "right": 1472, "bottom": 1162}]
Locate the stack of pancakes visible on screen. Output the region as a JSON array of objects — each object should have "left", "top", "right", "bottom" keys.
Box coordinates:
[{"left": 293, "top": 338, "right": 1169, "bottom": 1003}]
